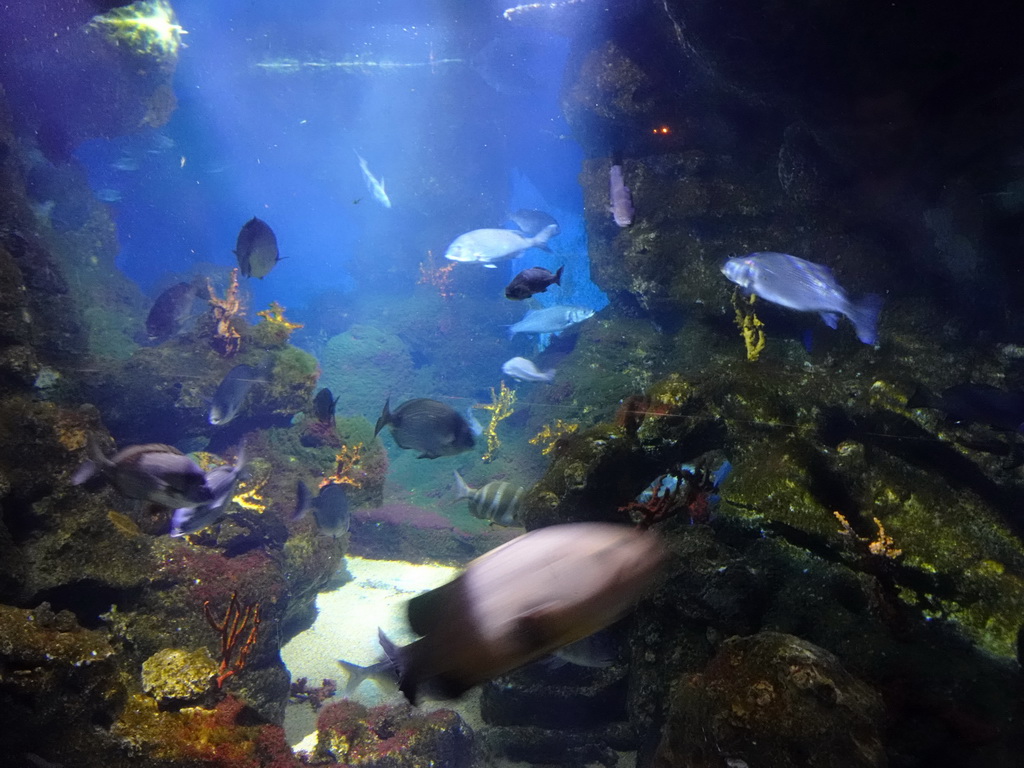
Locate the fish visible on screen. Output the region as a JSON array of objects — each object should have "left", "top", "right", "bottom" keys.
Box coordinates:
[
  {"left": 313, "top": 387, "right": 340, "bottom": 425},
  {"left": 145, "top": 279, "right": 200, "bottom": 341},
  {"left": 170, "top": 444, "right": 247, "bottom": 537},
  {"left": 509, "top": 209, "right": 560, "bottom": 238},
  {"left": 504, "top": 265, "right": 563, "bottom": 300},
  {"left": 111, "top": 155, "right": 139, "bottom": 171},
  {"left": 452, "top": 471, "right": 525, "bottom": 527},
  {"left": 444, "top": 225, "right": 558, "bottom": 268},
  {"left": 907, "top": 383, "right": 1024, "bottom": 432},
  {"left": 209, "top": 364, "right": 264, "bottom": 426},
  {"left": 509, "top": 305, "right": 595, "bottom": 337},
  {"left": 71, "top": 438, "right": 214, "bottom": 509},
  {"left": 464, "top": 406, "right": 484, "bottom": 438},
  {"left": 95, "top": 187, "right": 122, "bottom": 202},
  {"left": 501, "top": 356, "right": 555, "bottom": 383},
  {"left": 337, "top": 632, "right": 401, "bottom": 695},
  {"left": 234, "top": 217, "right": 282, "bottom": 279},
  {"left": 721, "top": 252, "right": 883, "bottom": 345},
  {"left": 381, "top": 522, "right": 666, "bottom": 703},
  {"left": 355, "top": 152, "right": 392, "bottom": 208},
  {"left": 609, "top": 164, "right": 634, "bottom": 227},
  {"left": 293, "top": 480, "right": 351, "bottom": 537},
  {"left": 373, "top": 397, "right": 476, "bottom": 459},
  {"left": 549, "top": 629, "right": 617, "bottom": 668}
]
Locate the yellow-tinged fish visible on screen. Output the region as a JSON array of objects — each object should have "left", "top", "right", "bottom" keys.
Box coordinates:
[{"left": 380, "top": 522, "right": 665, "bottom": 703}]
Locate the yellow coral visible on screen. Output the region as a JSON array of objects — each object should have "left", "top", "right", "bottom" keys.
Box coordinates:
[
  {"left": 256, "top": 301, "right": 303, "bottom": 342},
  {"left": 731, "top": 289, "right": 766, "bottom": 361},
  {"left": 529, "top": 419, "right": 579, "bottom": 456},
  {"left": 476, "top": 381, "right": 516, "bottom": 462},
  {"left": 321, "top": 443, "right": 364, "bottom": 489},
  {"left": 207, "top": 269, "right": 244, "bottom": 357},
  {"left": 834, "top": 511, "right": 903, "bottom": 559},
  {"left": 87, "top": 0, "right": 187, "bottom": 60}
]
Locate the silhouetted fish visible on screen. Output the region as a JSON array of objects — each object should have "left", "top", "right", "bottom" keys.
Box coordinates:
[
  {"left": 235, "top": 217, "right": 282, "bottom": 279},
  {"left": 146, "top": 279, "right": 200, "bottom": 341},
  {"left": 314, "top": 387, "right": 340, "bottom": 425},
  {"left": 504, "top": 265, "right": 563, "bottom": 300},
  {"left": 374, "top": 397, "right": 476, "bottom": 459},
  {"left": 293, "top": 480, "right": 351, "bottom": 537},
  {"left": 209, "top": 364, "right": 264, "bottom": 426}
]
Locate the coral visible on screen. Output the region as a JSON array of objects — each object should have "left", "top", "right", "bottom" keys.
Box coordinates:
[
  {"left": 477, "top": 380, "right": 516, "bottom": 462},
  {"left": 207, "top": 268, "right": 244, "bottom": 357},
  {"left": 86, "top": 0, "right": 187, "bottom": 63},
  {"left": 203, "top": 591, "right": 262, "bottom": 689},
  {"left": 731, "top": 288, "right": 766, "bottom": 361},
  {"left": 321, "top": 443, "right": 365, "bottom": 489},
  {"left": 529, "top": 419, "right": 579, "bottom": 455},
  {"left": 834, "top": 511, "right": 903, "bottom": 560},
  {"left": 141, "top": 647, "right": 217, "bottom": 707},
  {"left": 290, "top": 677, "right": 338, "bottom": 711},
  {"left": 417, "top": 250, "right": 457, "bottom": 299},
  {"left": 255, "top": 301, "right": 303, "bottom": 346}
]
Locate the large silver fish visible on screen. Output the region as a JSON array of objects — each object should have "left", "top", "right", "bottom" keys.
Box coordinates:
[
  {"left": 721, "top": 252, "right": 883, "bottom": 345},
  {"left": 382, "top": 522, "right": 666, "bottom": 702},
  {"left": 170, "top": 444, "right": 247, "bottom": 537},
  {"left": 452, "top": 471, "right": 524, "bottom": 527},
  {"left": 355, "top": 151, "right": 391, "bottom": 208},
  {"left": 509, "top": 305, "right": 594, "bottom": 336},
  {"left": 72, "top": 438, "right": 214, "bottom": 509},
  {"left": 444, "top": 224, "right": 558, "bottom": 268},
  {"left": 235, "top": 217, "right": 282, "bottom": 279},
  {"left": 374, "top": 397, "right": 476, "bottom": 459}
]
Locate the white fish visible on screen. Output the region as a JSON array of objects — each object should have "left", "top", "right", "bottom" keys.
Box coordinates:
[
  {"left": 509, "top": 305, "right": 594, "bottom": 336},
  {"left": 609, "top": 164, "right": 634, "bottom": 227},
  {"left": 380, "top": 523, "right": 666, "bottom": 703},
  {"left": 501, "top": 356, "right": 555, "bottom": 383},
  {"left": 355, "top": 151, "right": 392, "bottom": 208},
  {"left": 444, "top": 224, "right": 558, "bottom": 268}
]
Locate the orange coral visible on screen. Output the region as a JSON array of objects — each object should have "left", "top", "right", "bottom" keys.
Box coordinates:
[
  {"left": 203, "top": 591, "right": 261, "bottom": 689},
  {"left": 207, "top": 268, "right": 244, "bottom": 357},
  {"left": 321, "top": 443, "right": 364, "bottom": 489},
  {"left": 417, "top": 250, "right": 457, "bottom": 300},
  {"left": 256, "top": 301, "right": 303, "bottom": 343}
]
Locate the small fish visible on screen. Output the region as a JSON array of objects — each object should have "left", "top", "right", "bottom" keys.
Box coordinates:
[
  {"left": 72, "top": 438, "right": 214, "bottom": 509},
  {"left": 170, "top": 445, "right": 247, "bottom": 537},
  {"left": 609, "top": 164, "right": 634, "bottom": 227},
  {"left": 293, "top": 480, "right": 351, "bottom": 537},
  {"left": 145, "top": 279, "right": 200, "bottom": 341},
  {"left": 209, "top": 364, "right": 264, "bottom": 426},
  {"left": 509, "top": 305, "right": 595, "bottom": 337},
  {"left": 908, "top": 383, "right": 1024, "bottom": 432},
  {"left": 95, "top": 187, "right": 122, "bottom": 203},
  {"left": 721, "top": 252, "right": 883, "bottom": 345},
  {"left": 464, "top": 406, "right": 484, "bottom": 438},
  {"left": 374, "top": 397, "right": 476, "bottom": 459},
  {"left": 337, "top": 633, "right": 401, "bottom": 695},
  {"left": 501, "top": 356, "right": 555, "bottom": 383},
  {"left": 111, "top": 155, "right": 139, "bottom": 172},
  {"left": 235, "top": 217, "right": 282, "bottom": 279},
  {"left": 382, "top": 523, "right": 666, "bottom": 703},
  {"left": 444, "top": 225, "right": 558, "bottom": 268},
  {"left": 314, "top": 387, "right": 340, "bottom": 425},
  {"left": 452, "top": 471, "right": 525, "bottom": 527},
  {"left": 509, "top": 209, "right": 560, "bottom": 238},
  {"left": 504, "top": 265, "right": 563, "bottom": 300},
  {"left": 355, "top": 151, "right": 392, "bottom": 208},
  {"left": 549, "top": 629, "right": 617, "bottom": 668}
]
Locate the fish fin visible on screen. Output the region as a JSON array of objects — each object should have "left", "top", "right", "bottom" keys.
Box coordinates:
[
  {"left": 71, "top": 459, "right": 99, "bottom": 486},
  {"left": 819, "top": 312, "right": 840, "bottom": 330},
  {"left": 543, "top": 370, "right": 557, "bottom": 383},
  {"left": 452, "top": 471, "right": 472, "bottom": 501},
  {"left": 407, "top": 579, "right": 461, "bottom": 636},
  {"left": 291, "top": 480, "right": 312, "bottom": 521},
  {"left": 336, "top": 659, "right": 374, "bottom": 695},
  {"left": 906, "top": 385, "right": 934, "bottom": 410},
  {"left": 377, "top": 629, "right": 425, "bottom": 704},
  {"left": 532, "top": 223, "right": 558, "bottom": 251},
  {"left": 553, "top": 265, "right": 564, "bottom": 285},
  {"left": 169, "top": 507, "right": 193, "bottom": 537},
  {"left": 483, "top": 263, "right": 497, "bottom": 269},
  {"left": 373, "top": 397, "right": 392, "bottom": 438},
  {"left": 849, "top": 293, "right": 884, "bottom": 345}
]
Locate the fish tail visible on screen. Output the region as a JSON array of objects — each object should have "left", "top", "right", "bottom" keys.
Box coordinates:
[
  {"left": 532, "top": 223, "right": 558, "bottom": 252},
  {"left": 373, "top": 397, "right": 392, "bottom": 438},
  {"left": 291, "top": 480, "right": 312, "bottom": 521},
  {"left": 169, "top": 507, "right": 193, "bottom": 537},
  {"left": 336, "top": 659, "right": 374, "bottom": 695},
  {"left": 377, "top": 628, "right": 418, "bottom": 704},
  {"left": 553, "top": 265, "right": 564, "bottom": 285},
  {"left": 71, "top": 435, "right": 107, "bottom": 485},
  {"left": 543, "top": 369, "right": 557, "bottom": 383},
  {"left": 452, "top": 470, "right": 472, "bottom": 501},
  {"left": 849, "top": 293, "right": 884, "bottom": 345}
]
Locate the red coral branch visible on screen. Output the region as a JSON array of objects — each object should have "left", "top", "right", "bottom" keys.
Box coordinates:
[{"left": 203, "top": 591, "right": 262, "bottom": 689}]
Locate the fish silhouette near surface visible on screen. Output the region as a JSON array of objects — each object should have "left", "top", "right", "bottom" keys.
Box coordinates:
[
  {"left": 609, "top": 164, "right": 634, "bottom": 227},
  {"left": 374, "top": 397, "right": 476, "bottom": 459},
  {"left": 170, "top": 444, "right": 247, "bottom": 537},
  {"left": 501, "top": 356, "right": 555, "bottom": 383},
  {"left": 355, "top": 151, "right": 392, "bottom": 208},
  {"left": 504, "top": 266, "right": 563, "bottom": 300},
  {"left": 235, "top": 217, "right": 282, "bottom": 279},
  {"left": 72, "top": 438, "right": 214, "bottom": 510},
  {"left": 380, "top": 522, "right": 666, "bottom": 703},
  {"left": 721, "top": 252, "right": 883, "bottom": 345},
  {"left": 452, "top": 470, "right": 525, "bottom": 527},
  {"left": 444, "top": 225, "right": 557, "bottom": 268},
  {"left": 509, "top": 305, "right": 594, "bottom": 337}
]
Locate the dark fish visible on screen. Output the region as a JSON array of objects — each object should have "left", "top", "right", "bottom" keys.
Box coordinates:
[
  {"left": 314, "top": 387, "right": 340, "bottom": 425},
  {"left": 293, "top": 480, "right": 350, "bottom": 537},
  {"left": 373, "top": 397, "right": 475, "bottom": 459},
  {"left": 504, "top": 265, "right": 563, "bottom": 300},
  {"left": 509, "top": 209, "right": 560, "bottom": 238},
  {"left": 170, "top": 445, "right": 247, "bottom": 537},
  {"left": 452, "top": 471, "right": 524, "bottom": 527},
  {"left": 908, "top": 383, "right": 1024, "bottom": 432},
  {"left": 235, "top": 217, "right": 281, "bottom": 279},
  {"left": 146, "top": 280, "right": 199, "bottom": 341},
  {"left": 721, "top": 252, "right": 883, "bottom": 345},
  {"left": 381, "top": 523, "right": 666, "bottom": 703},
  {"left": 209, "top": 364, "right": 263, "bottom": 426},
  {"left": 72, "top": 437, "right": 214, "bottom": 509}
]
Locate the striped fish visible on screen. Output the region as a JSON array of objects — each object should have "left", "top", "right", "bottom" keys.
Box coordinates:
[{"left": 453, "top": 471, "right": 525, "bottom": 527}]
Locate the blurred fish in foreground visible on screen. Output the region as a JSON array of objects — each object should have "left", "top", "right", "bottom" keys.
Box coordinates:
[
  {"left": 721, "top": 252, "right": 883, "bottom": 345},
  {"left": 145, "top": 278, "right": 201, "bottom": 341},
  {"left": 235, "top": 217, "right": 282, "bottom": 279},
  {"left": 505, "top": 265, "right": 563, "bottom": 300},
  {"left": 355, "top": 151, "right": 391, "bottom": 208},
  {"left": 72, "top": 438, "right": 214, "bottom": 510},
  {"left": 452, "top": 470, "right": 525, "bottom": 527},
  {"left": 293, "top": 480, "right": 350, "bottom": 537},
  {"left": 509, "top": 305, "right": 594, "bottom": 337},
  {"left": 374, "top": 397, "right": 476, "bottom": 459},
  {"left": 209, "top": 364, "right": 265, "bottom": 426},
  {"left": 444, "top": 225, "right": 557, "bottom": 268},
  {"left": 381, "top": 522, "right": 665, "bottom": 703},
  {"left": 170, "top": 445, "right": 247, "bottom": 537}
]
